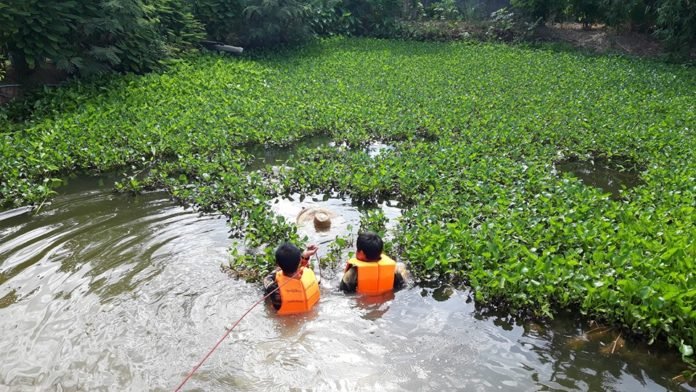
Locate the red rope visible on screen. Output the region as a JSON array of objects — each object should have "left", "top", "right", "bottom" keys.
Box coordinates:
[{"left": 173, "top": 277, "right": 291, "bottom": 392}]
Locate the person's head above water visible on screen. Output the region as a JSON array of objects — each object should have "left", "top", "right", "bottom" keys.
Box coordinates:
[
  {"left": 313, "top": 212, "right": 331, "bottom": 231},
  {"left": 356, "top": 232, "right": 383, "bottom": 261},
  {"left": 275, "top": 242, "right": 302, "bottom": 275}
]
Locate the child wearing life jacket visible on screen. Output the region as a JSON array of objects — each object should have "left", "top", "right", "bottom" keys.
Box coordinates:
[
  {"left": 263, "top": 243, "right": 320, "bottom": 315},
  {"left": 339, "top": 232, "right": 407, "bottom": 294}
]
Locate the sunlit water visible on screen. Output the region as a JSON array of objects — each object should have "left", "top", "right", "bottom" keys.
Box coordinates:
[{"left": 0, "top": 173, "right": 692, "bottom": 391}]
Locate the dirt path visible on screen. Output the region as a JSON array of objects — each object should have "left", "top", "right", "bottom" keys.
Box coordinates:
[{"left": 537, "top": 23, "right": 667, "bottom": 58}]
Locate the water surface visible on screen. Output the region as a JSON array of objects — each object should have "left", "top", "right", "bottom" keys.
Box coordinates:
[
  {"left": 0, "top": 174, "right": 691, "bottom": 391},
  {"left": 554, "top": 158, "right": 643, "bottom": 199}
]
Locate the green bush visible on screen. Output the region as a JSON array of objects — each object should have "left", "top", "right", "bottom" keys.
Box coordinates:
[
  {"left": 0, "top": 53, "right": 6, "bottom": 80},
  {"left": 510, "top": 0, "right": 567, "bottom": 21},
  {"left": 568, "top": 0, "right": 603, "bottom": 28},
  {"left": 601, "top": 0, "right": 657, "bottom": 31},
  {"left": 0, "top": 0, "right": 203, "bottom": 76},
  {"left": 655, "top": 0, "right": 696, "bottom": 56},
  {"left": 341, "top": 0, "right": 402, "bottom": 35},
  {"left": 486, "top": 8, "right": 540, "bottom": 42},
  {"left": 153, "top": 0, "right": 206, "bottom": 54},
  {"left": 426, "top": 0, "right": 462, "bottom": 21},
  {"left": 241, "top": 0, "right": 313, "bottom": 46},
  {"left": 395, "top": 20, "right": 476, "bottom": 41},
  {"left": 79, "top": 0, "right": 167, "bottom": 75},
  {"left": 308, "top": 0, "right": 358, "bottom": 36},
  {"left": 0, "top": 1, "right": 83, "bottom": 75},
  {"left": 189, "top": 0, "right": 244, "bottom": 42},
  {"left": 189, "top": 0, "right": 316, "bottom": 47}
]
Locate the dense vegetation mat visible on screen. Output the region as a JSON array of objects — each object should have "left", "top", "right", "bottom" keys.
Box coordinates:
[{"left": 1, "top": 38, "right": 694, "bottom": 361}]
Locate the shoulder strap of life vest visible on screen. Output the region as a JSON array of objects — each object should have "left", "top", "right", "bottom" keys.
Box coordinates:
[
  {"left": 348, "top": 254, "right": 397, "bottom": 295},
  {"left": 275, "top": 268, "right": 320, "bottom": 315}
]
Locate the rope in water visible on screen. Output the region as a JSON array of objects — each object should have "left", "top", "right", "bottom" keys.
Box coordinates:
[
  {"left": 314, "top": 253, "right": 322, "bottom": 283},
  {"left": 173, "top": 252, "right": 322, "bottom": 392},
  {"left": 172, "top": 277, "right": 291, "bottom": 392}
]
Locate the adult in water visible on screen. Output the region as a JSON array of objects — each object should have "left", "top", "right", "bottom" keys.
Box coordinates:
[
  {"left": 263, "top": 243, "right": 320, "bottom": 315},
  {"left": 339, "top": 232, "right": 408, "bottom": 294}
]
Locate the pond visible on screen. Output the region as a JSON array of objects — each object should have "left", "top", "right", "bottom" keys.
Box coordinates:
[{"left": 0, "top": 172, "right": 692, "bottom": 391}]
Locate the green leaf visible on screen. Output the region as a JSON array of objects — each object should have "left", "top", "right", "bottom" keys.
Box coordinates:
[{"left": 660, "top": 247, "right": 680, "bottom": 260}]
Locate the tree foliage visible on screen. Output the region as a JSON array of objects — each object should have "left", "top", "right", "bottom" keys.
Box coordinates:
[
  {"left": 0, "top": 0, "right": 203, "bottom": 76},
  {"left": 568, "top": 0, "right": 603, "bottom": 28},
  {"left": 655, "top": 0, "right": 696, "bottom": 55},
  {"left": 154, "top": 0, "right": 207, "bottom": 54},
  {"left": 510, "top": 0, "right": 695, "bottom": 55},
  {"left": 341, "top": 0, "right": 402, "bottom": 35},
  {"left": 242, "top": 0, "right": 313, "bottom": 46},
  {"left": 0, "top": 53, "right": 5, "bottom": 81},
  {"left": 601, "top": 0, "right": 657, "bottom": 31},
  {"left": 510, "top": 0, "right": 566, "bottom": 21},
  {"left": 308, "top": 0, "right": 358, "bottom": 36},
  {"left": 0, "top": 0, "right": 693, "bottom": 80},
  {"left": 189, "top": 0, "right": 244, "bottom": 42}
]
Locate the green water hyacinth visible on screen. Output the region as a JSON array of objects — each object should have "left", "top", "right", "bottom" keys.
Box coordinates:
[{"left": 0, "top": 38, "right": 694, "bottom": 364}]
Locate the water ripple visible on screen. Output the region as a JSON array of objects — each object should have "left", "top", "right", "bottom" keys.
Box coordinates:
[{"left": 0, "top": 175, "right": 691, "bottom": 391}]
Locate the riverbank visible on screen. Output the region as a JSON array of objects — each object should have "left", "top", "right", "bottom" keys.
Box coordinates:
[{"left": 1, "top": 21, "right": 691, "bottom": 106}]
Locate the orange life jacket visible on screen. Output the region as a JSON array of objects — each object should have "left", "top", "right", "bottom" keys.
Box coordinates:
[
  {"left": 348, "top": 254, "right": 396, "bottom": 295},
  {"left": 275, "top": 268, "right": 320, "bottom": 315}
]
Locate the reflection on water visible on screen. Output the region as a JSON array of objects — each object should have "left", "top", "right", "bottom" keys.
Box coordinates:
[
  {"left": 554, "top": 158, "right": 643, "bottom": 199},
  {"left": 271, "top": 193, "right": 401, "bottom": 240},
  {"left": 0, "top": 175, "right": 692, "bottom": 391},
  {"left": 269, "top": 192, "right": 403, "bottom": 287},
  {"left": 246, "top": 135, "right": 396, "bottom": 171},
  {"left": 245, "top": 135, "right": 333, "bottom": 170},
  {"left": 0, "top": 289, "right": 18, "bottom": 308}
]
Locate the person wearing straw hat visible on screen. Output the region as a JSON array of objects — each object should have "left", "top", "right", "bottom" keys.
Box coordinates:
[
  {"left": 296, "top": 207, "right": 336, "bottom": 233},
  {"left": 312, "top": 211, "right": 332, "bottom": 231}
]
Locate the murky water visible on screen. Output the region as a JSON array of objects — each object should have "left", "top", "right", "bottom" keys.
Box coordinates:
[
  {"left": 246, "top": 135, "right": 334, "bottom": 170},
  {"left": 0, "top": 155, "right": 696, "bottom": 391},
  {"left": 1, "top": 173, "right": 692, "bottom": 391},
  {"left": 269, "top": 192, "right": 402, "bottom": 283},
  {"left": 554, "top": 158, "right": 644, "bottom": 199},
  {"left": 271, "top": 193, "right": 401, "bottom": 238},
  {"left": 246, "top": 135, "right": 394, "bottom": 170}
]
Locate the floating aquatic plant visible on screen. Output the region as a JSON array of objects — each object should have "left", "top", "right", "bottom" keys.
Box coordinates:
[{"left": 1, "top": 38, "right": 694, "bottom": 363}]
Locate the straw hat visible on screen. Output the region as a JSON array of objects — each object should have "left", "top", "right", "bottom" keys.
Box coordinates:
[
  {"left": 313, "top": 212, "right": 331, "bottom": 231},
  {"left": 297, "top": 207, "right": 336, "bottom": 232}
]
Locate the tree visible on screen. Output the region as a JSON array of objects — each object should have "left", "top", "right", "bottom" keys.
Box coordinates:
[
  {"left": 242, "top": 0, "right": 313, "bottom": 46},
  {"left": 0, "top": 0, "right": 203, "bottom": 77},
  {"left": 510, "top": 0, "right": 567, "bottom": 21},
  {"left": 601, "top": 0, "right": 657, "bottom": 31},
  {"left": 569, "top": 0, "right": 603, "bottom": 29},
  {"left": 655, "top": 0, "right": 696, "bottom": 56}
]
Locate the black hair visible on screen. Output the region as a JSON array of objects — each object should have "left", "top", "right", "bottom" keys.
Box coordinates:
[
  {"left": 356, "top": 232, "right": 383, "bottom": 261},
  {"left": 275, "top": 242, "right": 302, "bottom": 275}
]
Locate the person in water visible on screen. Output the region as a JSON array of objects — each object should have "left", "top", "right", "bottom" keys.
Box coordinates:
[
  {"left": 339, "top": 232, "right": 407, "bottom": 294},
  {"left": 263, "top": 242, "right": 320, "bottom": 315}
]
